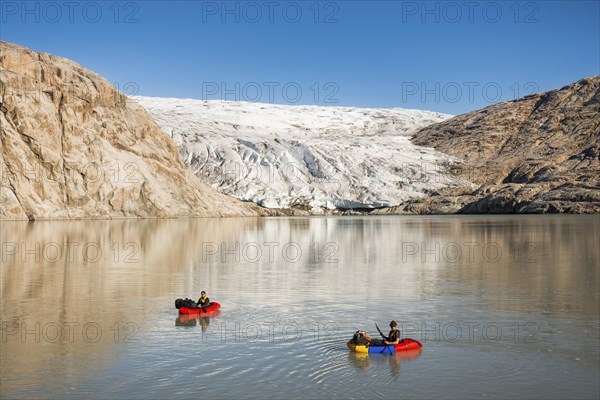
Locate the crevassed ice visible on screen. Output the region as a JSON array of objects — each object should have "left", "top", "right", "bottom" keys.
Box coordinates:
[{"left": 135, "top": 96, "right": 470, "bottom": 212}]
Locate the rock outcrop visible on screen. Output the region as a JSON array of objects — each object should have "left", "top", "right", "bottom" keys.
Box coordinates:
[
  {"left": 400, "top": 77, "right": 600, "bottom": 214},
  {"left": 0, "top": 41, "right": 264, "bottom": 220}
]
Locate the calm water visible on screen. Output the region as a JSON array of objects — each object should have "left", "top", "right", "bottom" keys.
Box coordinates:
[{"left": 1, "top": 216, "right": 599, "bottom": 399}]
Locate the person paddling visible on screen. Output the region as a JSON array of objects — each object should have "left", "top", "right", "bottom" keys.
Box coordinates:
[
  {"left": 197, "top": 291, "right": 210, "bottom": 308},
  {"left": 384, "top": 320, "right": 400, "bottom": 345}
]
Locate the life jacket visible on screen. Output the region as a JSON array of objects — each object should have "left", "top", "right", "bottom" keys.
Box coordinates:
[{"left": 199, "top": 295, "right": 209, "bottom": 305}]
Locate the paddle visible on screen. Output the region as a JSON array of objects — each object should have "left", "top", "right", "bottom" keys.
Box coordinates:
[
  {"left": 375, "top": 323, "right": 393, "bottom": 355},
  {"left": 375, "top": 323, "right": 387, "bottom": 340}
]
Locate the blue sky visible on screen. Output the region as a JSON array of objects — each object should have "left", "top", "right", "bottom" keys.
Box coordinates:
[{"left": 1, "top": 0, "right": 599, "bottom": 114}]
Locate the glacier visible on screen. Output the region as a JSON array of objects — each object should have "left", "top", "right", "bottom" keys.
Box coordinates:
[{"left": 135, "top": 96, "right": 472, "bottom": 212}]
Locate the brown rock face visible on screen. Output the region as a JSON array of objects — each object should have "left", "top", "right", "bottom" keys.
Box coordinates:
[
  {"left": 409, "top": 77, "right": 600, "bottom": 213},
  {"left": 0, "top": 41, "right": 263, "bottom": 220}
]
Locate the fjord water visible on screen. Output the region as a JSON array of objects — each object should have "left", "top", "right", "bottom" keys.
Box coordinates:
[{"left": 1, "top": 216, "right": 599, "bottom": 399}]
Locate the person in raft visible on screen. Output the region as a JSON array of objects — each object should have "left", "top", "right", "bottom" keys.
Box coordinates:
[
  {"left": 384, "top": 320, "right": 400, "bottom": 345},
  {"left": 197, "top": 291, "right": 210, "bottom": 308}
]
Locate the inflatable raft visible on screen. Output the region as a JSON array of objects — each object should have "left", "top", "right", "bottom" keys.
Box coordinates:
[
  {"left": 347, "top": 338, "right": 423, "bottom": 354},
  {"left": 178, "top": 302, "right": 221, "bottom": 315}
]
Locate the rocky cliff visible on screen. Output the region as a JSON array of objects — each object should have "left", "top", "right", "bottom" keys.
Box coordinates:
[
  {"left": 0, "top": 41, "right": 263, "bottom": 220},
  {"left": 399, "top": 77, "right": 600, "bottom": 214}
]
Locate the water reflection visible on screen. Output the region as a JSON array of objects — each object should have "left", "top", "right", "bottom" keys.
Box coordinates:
[
  {"left": 175, "top": 312, "right": 220, "bottom": 332},
  {"left": 347, "top": 350, "right": 422, "bottom": 378},
  {"left": 1, "top": 216, "right": 598, "bottom": 399},
  {"left": 347, "top": 352, "right": 371, "bottom": 371}
]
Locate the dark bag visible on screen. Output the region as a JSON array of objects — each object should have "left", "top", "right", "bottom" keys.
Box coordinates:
[
  {"left": 175, "top": 298, "right": 197, "bottom": 309},
  {"left": 351, "top": 331, "right": 370, "bottom": 346}
]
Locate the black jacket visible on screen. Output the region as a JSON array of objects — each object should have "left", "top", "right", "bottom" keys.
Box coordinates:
[{"left": 388, "top": 328, "right": 400, "bottom": 342}]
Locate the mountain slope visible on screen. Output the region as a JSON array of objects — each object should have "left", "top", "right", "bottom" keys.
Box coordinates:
[
  {"left": 137, "top": 96, "right": 470, "bottom": 212},
  {"left": 0, "top": 41, "right": 263, "bottom": 220},
  {"left": 408, "top": 76, "right": 600, "bottom": 213}
]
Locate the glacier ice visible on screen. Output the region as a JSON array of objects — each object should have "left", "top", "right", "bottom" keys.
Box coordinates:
[{"left": 135, "top": 96, "right": 471, "bottom": 212}]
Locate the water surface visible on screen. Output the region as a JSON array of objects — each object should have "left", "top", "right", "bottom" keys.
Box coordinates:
[{"left": 1, "top": 216, "right": 599, "bottom": 399}]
